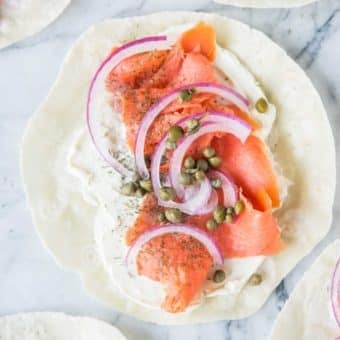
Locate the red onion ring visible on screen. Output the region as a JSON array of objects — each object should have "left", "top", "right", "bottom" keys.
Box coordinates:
[
  {"left": 136, "top": 83, "right": 250, "bottom": 178},
  {"left": 331, "top": 258, "right": 340, "bottom": 327},
  {"left": 208, "top": 170, "right": 238, "bottom": 207},
  {"left": 150, "top": 123, "right": 213, "bottom": 215},
  {"left": 126, "top": 224, "right": 224, "bottom": 275},
  {"left": 151, "top": 112, "right": 250, "bottom": 214},
  {"left": 87, "top": 35, "right": 171, "bottom": 178},
  {"left": 169, "top": 116, "right": 251, "bottom": 198},
  {"left": 194, "top": 189, "right": 219, "bottom": 215}
]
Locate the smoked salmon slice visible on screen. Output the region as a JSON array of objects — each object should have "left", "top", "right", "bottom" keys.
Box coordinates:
[
  {"left": 137, "top": 232, "right": 213, "bottom": 313},
  {"left": 212, "top": 134, "right": 280, "bottom": 211}
]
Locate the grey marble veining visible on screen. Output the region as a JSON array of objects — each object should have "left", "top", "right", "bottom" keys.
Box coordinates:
[{"left": 0, "top": 1, "right": 339, "bottom": 339}]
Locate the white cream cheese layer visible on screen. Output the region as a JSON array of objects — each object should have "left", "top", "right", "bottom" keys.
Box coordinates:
[{"left": 67, "top": 23, "right": 286, "bottom": 311}]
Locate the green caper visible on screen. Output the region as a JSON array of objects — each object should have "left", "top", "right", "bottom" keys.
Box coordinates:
[
  {"left": 121, "top": 182, "right": 137, "bottom": 196},
  {"left": 195, "top": 170, "right": 206, "bottom": 182},
  {"left": 179, "top": 88, "right": 196, "bottom": 102},
  {"left": 213, "top": 269, "right": 226, "bottom": 283},
  {"left": 186, "top": 118, "right": 200, "bottom": 134},
  {"left": 135, "top": 188, "right": 146, "bottom": 198},
  {"left": 165, "top": 208, "right": 182, "bottom": 223},
  {"left": 213, "top": 205, "right": 226, "bottom": 224},
  {"left": 211, "top": 178, "right": 222, "bottom": 188},
  {"left": 157, "top": 212, "right": 167, "bottom": 222},
  {"left": 139, "top": 179, "right": 153, "bottom": 192},
  {"left": 166, "top": 139, "right": 176, "bottom": 150},
  {"left": 168, "top": 125, "right": 184, "bottom": 142},
  {"left": 184, "top": 168, "right": 198, "bottom": 174},
  {"left": 184, "top": 156, "right": 196, "bottom": 169},
  {"left": 180, "top": 173, "right": 193, "bottom": 186},
  {"left": 206, "top": 219, "right": 218, "bottom": 231},
  {"left": 208, "top": 156, "right": 222, "bottom": 168},
  {"left": 234, "top": 200, "right": 245, "bottom": 215},
  {"left": 202, "top": 146, "right": 216, "bottom": 158},
  {"left": 225, "top": 214, "right": 233, "bottom": 223},
  {"left": 226, "top": 207, "right": 234, "bottom": 215},
  {"left": 197, "top": 159, "right": 209, "bottom": 172},
  {"left": 159, "top": 187, "right": 176, "bottom": 201},
  {"left": 248, "top": 273, "right": 263, "bottom": 286},
  {"left": 255, "top": 97, "right": 268, "bottom": 113}
]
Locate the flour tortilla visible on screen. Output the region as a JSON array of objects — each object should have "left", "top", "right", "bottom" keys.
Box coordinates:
[
  {"left": 0, "top": 312, "right": 126, "bottom": 339},
  {"left": 0, "top": 0, "right": 70, "bottom": 49},
  {"left": 214, "top": 0, "right": 318, "bottom": 8},
  {"left": 270, "top": 239, "right": 340, "bottom": 339},
  {"left": 21, "top": 12, "right": 335, "bottom": 324}
]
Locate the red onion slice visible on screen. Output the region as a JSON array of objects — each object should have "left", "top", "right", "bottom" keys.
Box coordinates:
[
  {"left": 150, "top": 134, "right": 212, "bottom": 214},
  {"left": 194, "top": 189, "right": 219, "bottom": 215},
  {"left": 87, "top": 35, "right": 171, "bottom": 177},
  {"left": 126, "top": 224, "right": 224, "bottom": 275},
  {"left": 331, "top": 258, "right": 340, "bottom": 327},
  {"left": 151, "top": 112, "right": 249, "bottom": 214},
  {"left": 208, "top": 170, "right": 238, "bottom": 207},
  {"left": 136, "top": 83, "right": 250, "bottom": 178},
  {"left": 161, "top": 177, "right": 212, "bottom": 215},
  {"left": 170, "top": 117, "right": 251, "bottom": 198}
]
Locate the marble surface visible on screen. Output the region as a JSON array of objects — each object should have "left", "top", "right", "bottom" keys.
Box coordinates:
[{"left": 0, "top": 0, "right": 339, "bottom": 339}]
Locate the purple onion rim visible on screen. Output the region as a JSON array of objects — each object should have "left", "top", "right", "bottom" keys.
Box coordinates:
[
  {"left": 331, "top": 257, "right": 340, "bottom": 327},
  {"left": 86, "top": 35, "right": 168, "bottom": 177},
  {"left": 125, "top": 223, "right": 224, "bottom": 269},
  {"left": 135, "top": 82, "right": 250, "bottom": 177}
]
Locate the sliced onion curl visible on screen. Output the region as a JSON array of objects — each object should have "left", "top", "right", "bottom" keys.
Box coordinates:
[
  {"left": 126, "top": 224, "right": 224, "bottom": 275},
  {"left": 208, "top": 170, "right": 239, "bottom": 207},
  {"left": 169, "top": 115, "right": 251, "bottom": 198},
  {"left": 87, "top": 35, "right": 172, "bottom": 178},
  {"left": 136, "top": 83, "right": 250, "bottom": 179},
  {"left": 331, "top": 258, "right": 340, "bottom": 327},
  {"left": 151, "top": 112, "right": 250, "bottom": 214}
]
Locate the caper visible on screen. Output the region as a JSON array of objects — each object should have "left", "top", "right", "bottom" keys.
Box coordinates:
[
  {"left": 121, "top": 182, "right": 137, "bottom": 196},
  {"left": 213, "top": 269, "right": 226, "bottom": 283},
  {"left": 168, "top": 125, "right": 184, "bottom": 142},
  {"left": 165, "top": 208, "right": 182, "bottom": 223},
  {"left": 225, "top": 214, "right": 233, "bottom": 223},
  {"left": 157, "top": 212, "right": 167, "bottom": 222},
  {"left": 202, "top": 146, "right": 216, "bottom": 158},
  {"left": 180, "top": 173, "right": 193, "bottom": 186},
  {"left": 248, "top": 273, "right": 263, "bottom": 286},
  {"left": 234, "top": 200, "right": 245, "bottom": 215},
  {"left": 166, "top": 139, "right": 176, "bottom": 150},
  {"left": 206, "top": 219, "right": 218, "bottom": 231},
  {"left": 139, "top": 179, "right": 153, "bottom": 192},
  {"left": 213, "top": 205, "right": 226, "bottom": 224},
  {"left": 159, "top": 187, "right": 176, "bottom": 201},
  {"left": 184, "top": 156, "right": 196, "bottom": 169},
  {"left": 186, "top": 118, "right": 200, "bottom": 134},
  {"left": 135, "top": 188, "right": 146, "bottom": 198},
  {"left": 255, "top": 97, "right": 268, "bottom": 113},
  {"left": 195, "top": 170, "right": 206, "bottom": 182},
  {"left": 226, "top": 207, "right": 234, "bottom": 215},
  {"left": 184, "top": 168, "right": 198, "bottom": 174},
  {"left": 208, "top": 156, "right": 222, "bottom": 168},
  {"left": 197, "top": 158, "right": 209, "bottom": 172},
  {"left": 211, "top": 178, "right": 222, "bottom": 188},
  {"left": 179, "top": 88, "right": 196, "bottom": 102}
]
